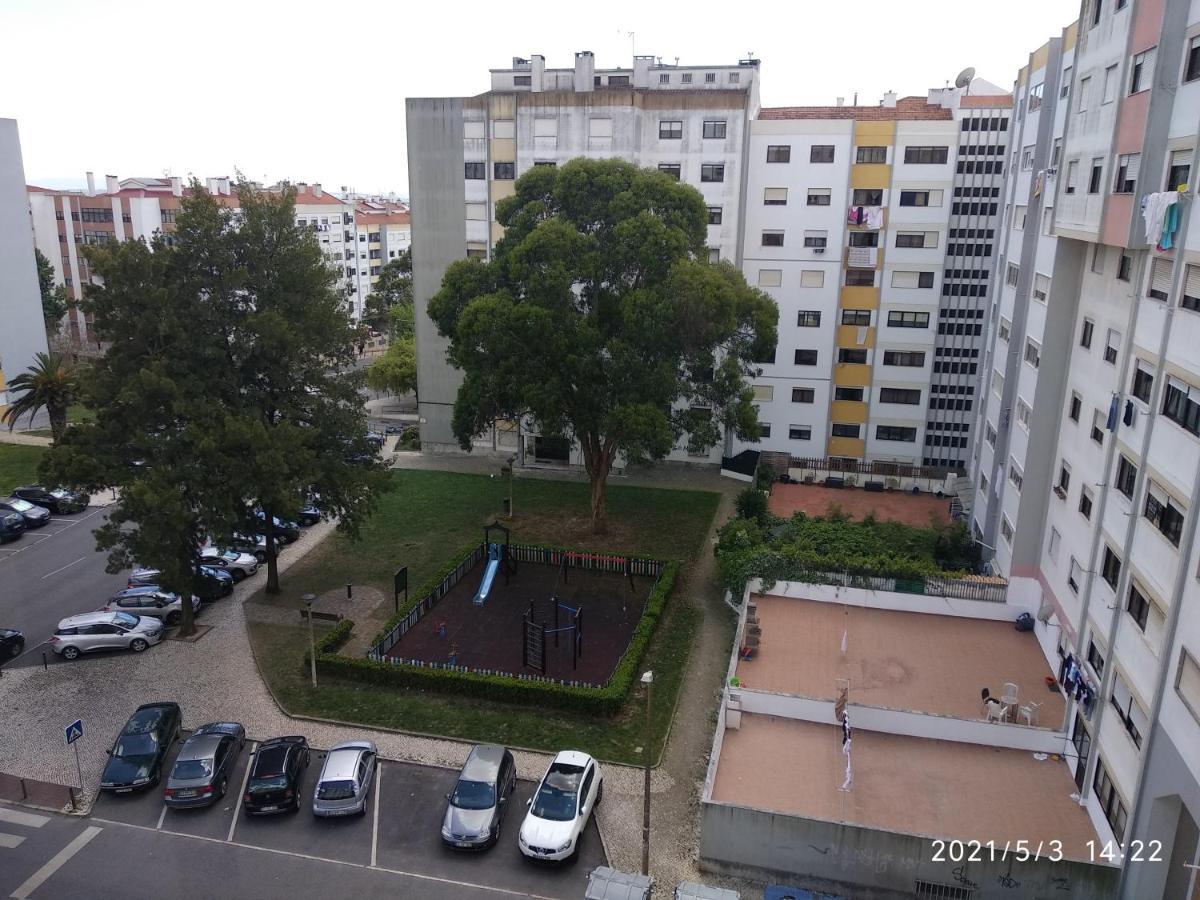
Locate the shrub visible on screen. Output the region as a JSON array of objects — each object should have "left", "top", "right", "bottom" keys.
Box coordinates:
[
  {"left": 754, "top": 460, "right": 776, "bottom": 491},
  {"left": 317, "top": 560, "right": 680, "bottom": 715},
  {"left": 735, "top": 487, "right": 769, "bottom": 523}
]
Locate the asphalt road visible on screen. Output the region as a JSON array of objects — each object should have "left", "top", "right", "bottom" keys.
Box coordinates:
[{"left": 0, "top": 500, "right": 130, "bottom": 667}]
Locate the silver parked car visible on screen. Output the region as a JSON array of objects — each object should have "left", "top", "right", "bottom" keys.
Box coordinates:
[
  {"left": 164, "top": 722, "right": 246, "bottom": 808},
  {"left": 103, "top": 587, "right": 201, "bottom": 627},
  {"left": 50, "top": 611, "right": 164, "bottom": 660},
  {"left": 199, "top": 547, "right": 259, "bottom": 581},
  {"left": 442, "top": 744, "right": 517, "bottom": 850},
  {"left": 312, "top": 740, "right": 377, "bottom": 817}
]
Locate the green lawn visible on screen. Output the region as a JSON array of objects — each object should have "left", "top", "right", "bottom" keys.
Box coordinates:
[
  {"left": 247, "top": 469, "right": 720, "bottom": 764},
  {"left": 282, "top": 468, "right": 719, "bottom": 598},
  {"left": 0, "top": 445, "right": 45, "bottom": 496}
]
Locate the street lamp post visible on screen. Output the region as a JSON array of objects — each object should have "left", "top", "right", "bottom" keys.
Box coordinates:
[
  {"left": 640, "top": 669, "right": 653, "bottom": 876},
  {"left": 303, "top": 592, "right": 317, "bottom": 688}
]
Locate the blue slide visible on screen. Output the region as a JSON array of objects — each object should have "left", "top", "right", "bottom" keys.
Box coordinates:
[{"left": 473, "top": 545, "right": 501, "bottom": 606}]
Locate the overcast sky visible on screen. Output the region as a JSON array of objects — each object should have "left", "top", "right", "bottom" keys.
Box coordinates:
[{"left": 3, "top": 0, "right": 1080, "bottom": 197}]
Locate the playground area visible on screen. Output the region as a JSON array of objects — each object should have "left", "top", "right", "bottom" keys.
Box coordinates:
[{"left": 383, "top": 541, "right": 656, "bottom": 686}]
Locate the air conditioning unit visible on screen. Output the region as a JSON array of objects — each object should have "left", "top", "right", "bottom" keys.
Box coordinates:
[{"left": 813, "top": 247, "right": 825, "bottom": 254}]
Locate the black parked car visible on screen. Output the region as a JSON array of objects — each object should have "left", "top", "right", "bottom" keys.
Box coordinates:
[
  {"left": 128, "top": 565, "right": 234, "bottom": 600},
  {"left": 251, "top": 511, "right": 300, "bottom": 544},
  {"left": 244, "top": 736, "right": 310, "bottom": 814},
  {"left": 100, "top": 702, "right": 182, "bottom": 793},
  {"left": 0, "top": 498, "right": 50, "bottom": 528},
  {"left": 0, "top": 512, "right": 24, "bottom": 544},
  {"left": 11, "top": 485, "right": 89, "bottom": 515},
  {"left": 0, "top": 628, "right": 25, "bottom": 661},
  {"left": 297, "top": 496, "right": 321, "bottom": 526}
]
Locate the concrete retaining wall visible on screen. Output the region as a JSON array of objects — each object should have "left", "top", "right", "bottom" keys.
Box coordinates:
[
  {"left": 700, "top": 801, "right": 1119, "bottom": 900},
  {"left": 752, "top": 579, "right": 1037, "bottom": 621}
]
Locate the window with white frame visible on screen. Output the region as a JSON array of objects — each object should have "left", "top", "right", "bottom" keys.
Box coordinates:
[
  {"left": 1048, "top": 526, "right": 1062, "bottom": 561},
  {"left": 1009, "top": 459, "right": 1024, "bottom": 491},
  {"left": 751, "top": 385, "right": 774, "bottom": 402},
  {"left": 1069, "top": 557, "right": 1083, "bottom": 592},
  {"left": 1105, "top": 328, "right": 1121, "bottom": 364},
  {"left": 1130, "top": 48, "right": 1156, "bottom": 93},
  {"left": 1114, "top": 154, "right": 1140, "bottom": 193},
  {"left": 800, "top": 270, "right": 824, "bottom": 288},
  {"left": 998, "top": 317, "right": 1012, "bottom": 342},
  {"left": 1001, "top": 515, "right": 1015, "bottom": 543},
  {"left": 757, "top": 269, "right": 782, "bottom": 288},
  {"left": 1016, "top": 398, "right": 1032, "bottom": 429},
  {"left": 1024, "top": 338, "right": 1041, "bottom": 368},
  {"left": 1033, "top": 273, "right": 1050, "bottom": 303}
]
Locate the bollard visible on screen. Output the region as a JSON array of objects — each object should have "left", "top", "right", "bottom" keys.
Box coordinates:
[
  {"left": 346, "top": 581, "right": 352, "bottom": 600},
  {"left": 42, "top": 651, "right": 48, "bottom": 671}
]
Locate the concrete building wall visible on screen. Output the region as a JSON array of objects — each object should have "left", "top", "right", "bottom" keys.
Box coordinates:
[
  {"left": 699, "top": 801, "right": 1119, "bottom": 900},
  {"left": 0, "top": 119, "right": 50, "bottom": 414},
  {"left": 406, "top": 97, "right": 466, "bottom": 451}
]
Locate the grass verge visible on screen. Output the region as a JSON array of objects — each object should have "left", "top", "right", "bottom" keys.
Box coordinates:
[{"left": 0, "top": 444, "right": 46, "bottom": 496}]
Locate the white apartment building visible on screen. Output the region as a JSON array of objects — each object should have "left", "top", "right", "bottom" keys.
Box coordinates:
[
  {"left": 352, "top": 197, "right": 411, "bottom": 308},
  {"left": 971, "top": 6, "right": 1200, "bottom": 896},
  {"left": 0, "top": 119, "right": 49, "bottom": 417},
  {"left": 407, "top": 50, "right": 761, "bottom": 462},
  {"left": 734, "top": 84, "right": 1010, "bottom": 468},
  {"left": 29, "top": 176, "right": 370, "bottom": 345}
]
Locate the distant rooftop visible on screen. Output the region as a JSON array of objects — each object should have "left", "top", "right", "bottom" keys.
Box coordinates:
[{"left": 760, "top": 96, "right": 953, "bottom": 121}]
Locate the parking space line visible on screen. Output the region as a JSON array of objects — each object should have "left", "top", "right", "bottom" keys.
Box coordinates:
[
  {"left": 10, "top": 825, "right": 102, "bottom": 899},
  {"left": 370, "top": 763, "right": 381, "bottom": 868},
  {"left": 226, "top": 740, "right": 255, "bottom": 842},
  {"left": 0, "top": 808, "right": 50, "bottom": 828},
  {"left": 155, "top": 804, "right": 167, "bottom": 831},
  {"left": 40, "top": 556, "right": 87, "bottom": 580},
  {"left": 89, "top": 816, "right": 555, "bottom": 898},
  {"left": 0, "top": 832, "right": 25, "bottom": 849}
]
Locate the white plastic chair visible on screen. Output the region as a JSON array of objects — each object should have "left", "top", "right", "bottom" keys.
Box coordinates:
[
  {"left": 986, "top": 702, "right": 1007, "bottom": 723},
  {"left": 1019, "top": 701, "right": 1043, "bottom": 726},
  {"left": 1001, "top": 682, "right": 1019, "bottom": 707}
]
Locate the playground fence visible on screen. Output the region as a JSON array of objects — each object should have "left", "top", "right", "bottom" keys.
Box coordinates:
[{"left": 368, "top": 542, "right": 666, "bottom": 662}]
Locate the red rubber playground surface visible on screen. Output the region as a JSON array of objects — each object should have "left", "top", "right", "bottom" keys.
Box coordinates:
[{"left": 384, "top": 557, "right": 653, "bottom": 684}]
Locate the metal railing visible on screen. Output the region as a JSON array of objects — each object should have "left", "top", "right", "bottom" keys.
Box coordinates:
[{"left": 788, "top": 456, "right": 950, "bottom": 480}]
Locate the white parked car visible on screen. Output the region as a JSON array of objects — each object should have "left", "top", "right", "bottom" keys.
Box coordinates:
[
  {"left": 199, "top": 547, "right": 259, "bottom": 580},
  {"left": 518, "top": 750, "right": 602, "bottom": 862}
]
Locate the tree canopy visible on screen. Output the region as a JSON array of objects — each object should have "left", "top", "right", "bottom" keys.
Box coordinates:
[
  {"left": 44, "top": 182, "right": 389, "bottom": 631},
  {"left": 35, "top": 248, "right": 70, "bottom": 329},
  {"left": 428, "top": 158, "right": 777, "bottom": 531}
]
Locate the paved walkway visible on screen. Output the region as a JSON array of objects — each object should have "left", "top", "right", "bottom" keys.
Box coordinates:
[
  {"left": 0, "top": 451, "right": 755, "bottom": 892},
  {"left": 0, "top": 430, "right": 52, "bottom": 446}
]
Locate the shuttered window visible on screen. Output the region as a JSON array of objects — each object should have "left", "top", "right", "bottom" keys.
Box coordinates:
[
  {"left": 764, "top": 187, "right": 789, "bottom": 205},
  {"left": 1033, "top": 273, "right": 1050, "bottom": 303},
  {"left": 1182, "top": 265, "right": 1200, "bottom": 312},
  {"left": 757, "top": 269, "right": 782, "bottom": 287},
  {"left": 800, "top": 270, "right": 824, "bottom": 288},
  {"left": 1178, "top": 651, "right": 1200, "bottom": 725},
  {"left": 1149, "top": 257, "right": 1173, "bottom": 301}
]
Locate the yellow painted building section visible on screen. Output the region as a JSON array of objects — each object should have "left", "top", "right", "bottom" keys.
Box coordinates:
[
  {"left": 850, "top": 165, "right": 891, "bottom": 190},
  {"left": 830, "top": 400, "right": 868, "bottom": 424},
  {"left": 1031, "top": 42, "right": 1050, "bottom": 73},
  {"left": 836, "top": 324, "right": 875, "bottom": 348},
  {"left": 853, "top": 121, "right": 895, "bottom": 143},
  {"left": 833, "top": 363, "right": 872, "bottom": 387},
  {"left": 840, "top": 286, "right": 880, "bottom": 310},
  {"left": 490, "top": 138, "right": 516, "bottom": 163},
  {"left": 827, "top": 436, "right": 866, "bottom": 458}
]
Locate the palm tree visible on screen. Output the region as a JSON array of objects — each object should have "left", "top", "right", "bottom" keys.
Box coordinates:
[{"left": 1, "top": 352, "right": 77, "bottom": 443}]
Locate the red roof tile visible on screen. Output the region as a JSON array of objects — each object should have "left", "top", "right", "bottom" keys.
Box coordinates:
[
  {"left": 759, "top": 96, "right": 953, "bottom": 121},
  {"left": 961, "top": 94, "right": 1013, "bottom": 108}
]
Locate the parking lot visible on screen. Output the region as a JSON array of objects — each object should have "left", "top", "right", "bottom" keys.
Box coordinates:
[{"left": 91, "top": 733, "right": 606, "bottom": 899}]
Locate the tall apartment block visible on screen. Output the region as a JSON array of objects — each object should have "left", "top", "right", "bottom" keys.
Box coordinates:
[
  {"left": 737, "top": 83, "right": 1010, "bottom": 468},
  {"left": 406, "top": 51, "right": 761, "bottom": 461},
  {"left": 0, "top": 119, "right": 50, "bottom": 420},
  {"left": 971, "top": 5, "right": 1200, "bottom": 896},
  {"left": 28, "top": 176, "right": 374, "bottom": 347}
]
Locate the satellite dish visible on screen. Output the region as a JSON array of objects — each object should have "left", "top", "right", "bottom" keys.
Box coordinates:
[{"left": 954, "top": 67, "right": 976, "bottom": 90}]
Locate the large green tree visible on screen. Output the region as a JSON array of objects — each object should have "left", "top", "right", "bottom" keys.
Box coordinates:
[
  {"left": 362, "top": 250, "right": 412, "bottom": 335},
  {"left": 44, "top": 184, "right": 388, "bottom": 633},
  {"left": 1, "top": 351, "right": 76, "bottom": 441},
  {"left": 35, "top": 248, "right": 70, "bottom": 329},
  {"left": 428, "top": 159, "right": 777, "bottom": 532},
  {"left": 224, "top": 183, "right": 390, "bottom": 593}
]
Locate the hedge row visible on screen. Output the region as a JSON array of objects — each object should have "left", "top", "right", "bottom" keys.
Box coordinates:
[
  {"left": 369, "top": 542, "right": 483, "bottom": 647},
  {"left": 316, "top": 560, "right": 679, "bottom": 716}
]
